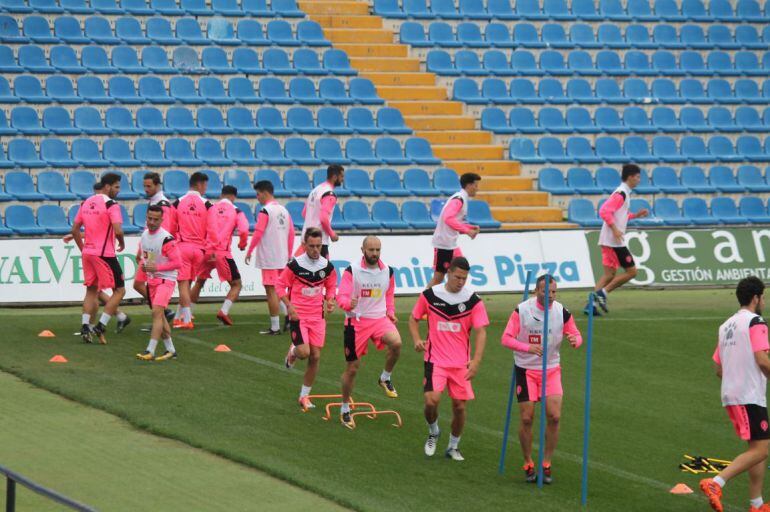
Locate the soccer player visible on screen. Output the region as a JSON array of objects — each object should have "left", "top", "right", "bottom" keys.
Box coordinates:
[
  {"left": 409, "top": 257, "right": 488, "bottom": 461},
  {"left": 277, "top": 227, "right": 337, "bottom": 411},
  {"left": 71, "top": 173, "right": 125, "bottom": 344},
  {"left": 245, "top": 180, "right": 295, "bottom": 335},
  {"left": 500, "top": 275, "right": 582, "bottom": 484},
  {"left": 336, "top": 235, "right": 402, "bottom": 429},
  {"left": 172, "top": 172, "right": 211, "bottom": 330},
  {"left": 136, "top": 205, "right": 182, "bottom": 362},
  {"left": 134, "top": 172, "right": 177, "bottom": 323},
  {"left": 585, "top": 163, "right": 648, "bottom": 316},
  {"left": 298, "top": 164, "right": 344, "bottom": 259},
  {"left": 200, "top": 185, "right": 249, "bottom": 326},
  {"left": 427, "top": 173, "right": 481, "bottom": 288},
  {"left": 701, "top": 276, "right": 770, "bottom": 512}
]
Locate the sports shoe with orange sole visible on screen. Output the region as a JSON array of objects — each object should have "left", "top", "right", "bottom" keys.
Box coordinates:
[
  {"left": 172, "top": 319, "right": 183, "bottom": 328},
  {"left": 176, "top": 322, "right": 194, "bottom": 330},
  {"left": 749, "top": 504, "right": 770, "bottom": 512},
  {"left": 216, "top": 311, "right": 233, "bottom": 326},
  {"left": 699, "top": 478, "right": 723, "bottom": 512},
  {"left": 298, "top": 396, "right": 315, "bottom": 412}
]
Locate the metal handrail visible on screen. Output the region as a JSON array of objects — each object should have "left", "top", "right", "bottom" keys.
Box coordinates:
[{"left": 1, "top": 464, "right": 97, "bottom": 512}]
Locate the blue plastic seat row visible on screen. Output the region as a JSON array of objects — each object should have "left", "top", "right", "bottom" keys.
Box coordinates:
[
  {"left": 568, "top": 196, "right": 770, "bottom": 228},
  {"left": 0, "top": 75, "right": 383, "bottom": 106},
  {"left": 402, "top": 21, "right": 770, "bottom": 51},
  {"left": 481, "top": 106, "right": 770, "bottom": 135},
  {"left": 0, "top": 105, "right": 411, "bottom": 136},
  {"left": 0, "top": 16, "right": 330, "bottom": 47},
  {"left": 0, "top": 136, "right": 441, "bottom": 168},
  {"left": 540, "top": 165, "right": 770, "bottom": 195},
  {"left": 0, "top": 0, "right": 304, "bottom": 17},
  {"left": 452, "top": 77, "right": 770, "bottom": 106},
  {"left": 376, "top": 0, "right": 770, "bottom": 22},
  {"left": 510, "top": 135, "right": 770, "bottom": 164},
  {"left": 0, "top": 44, "right": 355, "bottom": 76},
  {"left": 427, "top": 49, "right": 770, "bottom": 77}
]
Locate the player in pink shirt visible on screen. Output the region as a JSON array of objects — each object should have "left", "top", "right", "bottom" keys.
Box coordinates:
[
  {"left": 135, "top": 205, "right": 182, "bottom": 362},
  {"left": 428, "top": 173, "right": 481, "bottom": 288},
  {"left": 409, "top": 257, "right": 488, "bottom": 461},
  {"left": 133, "top": 172, "right": 177, "bottom": 324},
  {"left": 172, "top": 172, "right": 211, "bottom": 330},
  {"left": 196, "top": 185, "right": 249, "bottom": 326},
  {"left": 296, "top": 165, "right": 344, "bottom": 259},
  {"left": 586, "top": 164, "right": 648, "bottom": 316},
  {"left": 701, "top": 277, "right": 770, "bottom": 512},
  {"left": 336, "top": 236, "right": 402, "bottom": 429},
  {"left": 245, "top": 180, "right": 295, "bottom": 335},
  {"left": 277, "top": 227, "right": 337, "bottom": 411},
  {"left": 71, "top": 173, "right": 125, "bottom": 345},
  {"left": 501, "top": 275, "right": 582, "bottom": 484}
]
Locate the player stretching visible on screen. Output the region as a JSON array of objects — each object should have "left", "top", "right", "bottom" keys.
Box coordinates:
[
  {"left": 409, "top": 257, "right": 488, "bottom": 461},
  {"left": 277, "top": 228, "right": 337, "bottom": 411},
  {"left": 136, "top": 205, "right": 182, "bottom": 362},
  {"left": 71, "top": 173, "right": 125, "bottom": 344},
  {"left": 201, "top": 185, "right": 249, "bottom": 326},
  {"left": 245, "top": 180, "right": 295, "bottom": 335},
  {"left": 298, "top": 165, "right": 344, "bottom": 259},
  {"left": 173, "top": 172, "right": 211, "bottom": 330},
  {"left": 585, "top": 164, "right": 648, "bottom": 316},
  {"left": 336, "top": 236, "right": 402, "bottom": 429},
  {"left": 134, "top": 172, "right": 177, "bottom": 323},
  {"left": 701, "top": 277, "right": 770, "bottom": 512},
  {"left": 427, "top": 173, "right": 481, "bottom": 288},
  {"left": 501, "top": 275, "right": 582, "bottom": 484}
]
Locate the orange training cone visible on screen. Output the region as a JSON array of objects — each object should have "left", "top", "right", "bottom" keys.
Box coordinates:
[
  {"left": 670, "top": 483, "right": 693, "bottom": 494},
  {"left": 49, "top": 355, "right": 68, "bottom": 363},
  {"left": 214, "top": 344, "right": 231, "bottom": 352},
  {"left": 38, "top": 330, "right": 55, "bottom": 337}
]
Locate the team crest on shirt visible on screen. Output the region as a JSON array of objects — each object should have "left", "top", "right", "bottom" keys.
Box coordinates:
[
  {"left": 458, "top": 303, "right": 466, "bottom": 313},
  {"left": 319, "top": 270, "right": 326, "bottom": 278}
]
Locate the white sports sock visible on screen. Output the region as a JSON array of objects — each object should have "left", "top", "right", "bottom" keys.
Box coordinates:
[
  {"left": 181, "top": 307, "right": 192, "bottom": 323},
  {"left": 221, "top": 299, "right": 233, "bottom": 315},
  {"left": 146, "top": 339, "right": 158, "bottom": 354},
  {"left": 448, "top": 435, "right": 461, "bottom": 449},
  {"left": 289, "top": 345, "right": 296, "bottom": 357},
  {"left": 279, "top": 301, "right": 287, "bottom": 315},
  {"left": 714, "top": 476, "right": 726, "bottom": 488},
  {"left": 341, "top": 402, "right": 351, "bottom": 413},
  {"left": 163, "top": 338, "right": 175, "bottom": 353},
  {"left": 428, "top": 421, "right": 440, "bottom": 436},
  {"left": 82, "top": 314, "right": 90, "bottom": 325},
  {"left": 270, "top": 316, "right": 280, "bottom": 331},
  {"left": 116, "top": 311, "right": 127, "bottom": 322},
  {"left": 300, "top": 385, "right": 312, "bottom": 398},
  {"left": 750, "top": 497, "right": 764, "bottom": 508},
  {"left": 99, "top": 313, "right": 111, "bottom": 326},
  {"left": 380, "top": 370, "right": 392, "bottom": 382},
  {"left": 601, "top": 287, "right": 608, "bottom": 296},
  {"left": 174, "top": 306, "right": 181, "bottom": 320}
]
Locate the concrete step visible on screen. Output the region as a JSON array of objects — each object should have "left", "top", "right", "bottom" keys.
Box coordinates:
[
  {"left": 500, "top": 222, "right": 577, "bottom": 231},
  {"left": 433, "top": 145, "right": 505, "bottom": 160},
  {"left": 361, "top": 72, "right": 437, "bottom": 86},
  {"left": 350, "top": 57, "right": 420, "bottom": 71},
  {"left": 389, "top": 101, "right": 464, "bottom": 115},
  {"left": 335, "top": 44, "right": 407, "bottom": 58},
  {"left": 324, "top": 28, "right": 393, "bottom": 44},
  {"left": 297, "top": 1, "right": 369, "bottom": 14},
  {"left": 405, "top": 116, "right": 476, "bottom": 130},
  {"left": 416, "top": 130, "right": 491, "bottom": 145},
  {"left": 446, "top": 160, "right": 521, "bottom": 176},
  {"left": 377, "top": 86, "right": 448, "bottom": 101},
  {"left": 491, "top": 206, "right": 565, "bottom": 223},
  {"left": 309, "top": 15, "right": 383, "bottom": 28},
  {"left": 476, "top": 191, "right": 549, "bottom": 207}
]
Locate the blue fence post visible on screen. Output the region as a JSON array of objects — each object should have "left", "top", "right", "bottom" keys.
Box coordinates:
[
  {"left": 498, "top": 270, "right": 534, "bottom": 475},
  {"left": 581, "top": 292, "right": 595, "bottom": 506},
  {"left": 536, "top": 274, "right": 551, "bottom": 489}
]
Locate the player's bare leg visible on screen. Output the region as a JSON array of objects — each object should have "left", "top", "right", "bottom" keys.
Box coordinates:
[
  {"left": 176, "top": 280, "right": 194, "bottom": 329},
  {"left": 217, "top": 279, "right": 241, "bottom": 326},
  {"left": 542, "top": 395, "right": 562, "bottom": 484},
  {"left": 90, "top": 286, "right": 125, "bottom": 344},
  {"left": 427, "top": 270, "right": 445, "bottom": 288},
  {"left": 81, "top": 286, "right": 99, "bottom": 343},
  {"left": 604, "top": 265, "right": 638, "bottom": 293},
  {"left": 748, "top": 451, "right": 768, "bottom": 504},
  {"left": 702, "top": 440, "right": 769, "bottom": 512},
  {"left": 423, "top": 391, "right": 442, "bottom": 456},
  {"left": 340, "top": 359, "right": 360, "bottom": 429},
  {"left": 518, "top": 401, "right": 537, "bottom": 482},
  {"left": 303, "top": 345, "right": 322, "bottom": 388},
  {"left": 190, "top": 277, "right": 206, "bottom": 304},
  {"left": 446, "top": 398, "right": 467, "bottom": 461},
  {"left": 378, "top": 331, "right": 402, "bottom": 397},
  {"left": 587, "top": 266, "right": 616, "bottom": 315},
  {"left": 133, "top": 280, "right": 148, "bottom": 301},
  {"left": 260, "top": 285, "right": 282, "bottom": 335}
]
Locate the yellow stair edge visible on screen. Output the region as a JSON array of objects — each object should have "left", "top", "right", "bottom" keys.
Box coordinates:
[
  {"left": 416, "top": 130, "right": 492, "bottom": 145},
  {"left": 309, "top": 15, "right": 384, "bottom": 28},
  {"left": 405, "top": 116, "right": 476, "bottom": 130},
  {"left": 446, "top": 160, "right": 521, "bottom": 175},
  {"left": 477, "top": 191, "right": 550, "bottom": 207},
  {"left": 325, "top": 29, "right": 393, "bottom": 43},
  {"left": 298, "top": 1, "right": 369, "bottom": 14},
  {"left": 334, "top": 44, "right": 408, "bottom": 58},
  {"left": 350, "top": 58, "right": 421, "bottom": 71},
  {"left": 433, "top": 145, "right": 505, "bottom": 160},
  {"left": 377, "top": 86, "right": 448, "bottom": 101},
  {"left": 361, "top": 72, "right": 437, "bottom": 86},
  {"left": 389, "top": 101, "right": 465, "bottom": 115},
  {"left": 491, "top": 207, "right": 565, "bottom": 223}
]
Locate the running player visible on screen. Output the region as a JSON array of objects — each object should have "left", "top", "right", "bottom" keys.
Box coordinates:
[
  {"left": 277, "top": 228, "right": 337, "bottom": 411},
  {"left": 409, "top": 257, "right": 488, "bottom": 461},
  {"left": 701, "top": 277, "right": 770, "bottom": 512},
  {"left": 501, "top": 275, "right": 582, "bottom": 484},
  {"left": 71, "top": 173, "right": 126, "bottom": 344},
  {"left": 136, "top": 205, "right": 182, "bottom": 362},
  {"left": 245, "top": 180, "right": 295, "bottom": 335},
  {"left": 134, "top": 172, "right": 177, "bottom": 323},
  {"left": 172, "top": 172, "right": 211, "bottom": 330},
  {"left": 585, "top": 163, "right": 648, "bottom": 316},
  {"left": 336, "top": 235, "right": 402, "bottom": 429},
  {"left": 200, "top": 185, "right": 249, "bottom": 326},
  {"left": 298, "top": 165, "right": 344, "bottom": 259},
  {"left": 427, "top": 173, "right": 481, "bottom": 288}
]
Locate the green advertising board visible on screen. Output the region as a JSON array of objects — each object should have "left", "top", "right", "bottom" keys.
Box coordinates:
[{"left": 586, "top": 227, "right": 770, "bottom": 286}]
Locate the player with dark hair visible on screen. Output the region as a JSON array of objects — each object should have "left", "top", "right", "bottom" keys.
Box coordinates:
[{"left": 298, "top": 165, "right": 344, "bottom": 259}]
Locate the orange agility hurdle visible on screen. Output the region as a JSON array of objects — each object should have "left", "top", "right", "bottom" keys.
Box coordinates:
[
  {"left": 322, "top": 402, "right": 376, "bottom": 421},
  {"left": 351, "top": 410, "right": 402, "bottom": 428}
]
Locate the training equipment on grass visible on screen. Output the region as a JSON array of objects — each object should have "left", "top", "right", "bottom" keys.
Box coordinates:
[
  {"left": 37, "top": 330, "right": 55, "bottom": 337},
  {"left": 536, "top": 274, "right": 551, "bottom": 489},
  {"left": 49, "top": 355, "right": 67, "bottom": 363},
  {"left": 581, "top": 292, "right": 596, "bottom": 506},
  {"left": 214, "top": 344, "right": 232, "bottom": 352},
  {"left": 679, "top": 455, "right": 731, "bottom": 474},
  {"left": 306, "top": 394, "right": 402, "bottom": 428},
  {"left": 498, "top": 270, "right": 534, "bottom": 475},
  {"left": 670, "top": 483, "right": 694, "bottom": 494}
]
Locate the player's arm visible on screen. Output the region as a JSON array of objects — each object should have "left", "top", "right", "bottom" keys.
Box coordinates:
[
  {"left": 599, "top": 193, "right": 625, "bottom": 240},
  {"left": 246, "top": 209, "right": 269, "bottom": 262},
  {"left": 409, "top": 295, "right": 429, "bottom": 352},
  {"left": 751, "top": 318, "right": 770, "bottom": 378},
  {"left": 276, "top": 267, "right": 298, "bottom": 320},
  {"left": 106, "top": 202, "right": 125, "bottom": 252},
  {"left": 336, "top": 267, "right": 355, "bottom": 311},
  {"left": 319, "top": 192, "right": 338, "bottom": 242},
  {"left": 235, "top": 210, "right": 249, "bottom": 250},
  {"left": 712, "top": 342, "right": 722, "bottom": 378},
  {"left": 386, "top": 269, "right": 397, "bottom": 322},
  {"left": 204, "top": 207, "right": 219, "bottom": 258},
  {"left": 324, "top": 268, "right": 337, "bottom": 313},
  {"left": 466, "top": 301, "right": 490, "bottom": 380},
  {"left": 155, "top": 238, "right": 182, "bottom": 272},
  {"left": 563, "top": 309, "right": 583, "bottom": 348},
  {"left": 286, "top": 220, "right": 295, "bottom": 260},
  {"left": 442, "top": 198, "right": 478, "bottom": 237},
  {"left": 501, "top": 309, "right": 543, "bottom": 355},
  {"left": 71, "top": 220, "right": 84, "bottom": 251}
]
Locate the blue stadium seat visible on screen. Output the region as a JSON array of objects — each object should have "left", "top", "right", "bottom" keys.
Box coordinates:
[
  {"left": 257, "top": 107, "right": 289, "bottom": 134},
  {"left": 314, "top": 107, "right": 349, "bottom": 135},
  {"left": 596, "top": 136, "right": 624, "bottom": 162},
  {"left": 11, "top": 106, "right": 45, "bottom": 134},
  {"left": 405, "top": 138, "right": 440, "bottom": 165},
  {"left": 516, "top": 0, "right": 547, "bottom": 18},
  {"left": 596, "top": 167, "right": 621, "bottom": 191},
  {"left": 653, "top": 198, "right": 689, "bottom": 226},
  {"left": 400, "top": 22, "right": 428, "bottom": 46},
  {"left": 0, "top": 45, "right": 21, "bottom": 73},
  {"left": 377, "top": 108, "right": 410, "bottom": 134},
  {"left": 104, "top": 138, "right": 140, "bottom": 167},
  {"left": 481, "top": 107, "right": 511, "bottom": 133},
  {"left": 253, "top": 169, "right": 288, "bottom": 198},
  {"left": 737, "top": 135, "right": 769, "bottom": 162},
  {"left": 223, "top": 170, "right": 256, "bottom": 198},
  {"left": 567, "top": 107, "right": 599, "bottom": 133},
  {"left": 595, "top": 107, "right": 624, "bottom": 133},
  {"left": 652, "top": 136, "right": 686, "bottom": 163},
  {"left": 540, "top": 50, "right": 568, "bottom": 75},
  {"left": 272, "top": 0, "right": 302, "bottom": 17},
  {"left": 15, "top": 75, "right": 50, "bottom": 103},
  {"left": 109, "top": 75, "right": 142, "bottom": 103},
  {"left": 256, "top": 137, "right": 290, "bottom": 165},
  {"left": 598, "top": 24, "right": 626, "bottom": 49},
  {"left": 512, "top": 23, "right": 543, "bottom": 48},
  {"left": 84, "top": 16, "right": 118, "bottom": 44},
  {"left": 167, "top": 107, "right": 201, "bottom": 135},
  {"left": 737, "top": 165, "right": 770, "bottom": 192},
  {"left": 509, "top": 138, "right": 542, "bottom": 163},
  {"left": 136, "top": 107, "right": 170, "bottom": 135},
  {"left": 0, "top": 15, "right": 25, "bottom": 43},
  {"left": 37, "top": 171, "right": 76, "bottom": 200},
  {"left": 24, "top": 15, "right": 57, "bottom": 43},
  {"left": 736, "top": 107, "right": 764, "bottom": 132},
  {"left": 297, "top": 20, "right": 329, "bottom": 46},
  {"left": 600, "top": 0, "right": 631, "bottom": 20},
  {"left": 372, "top": 200, "right": 409, "bottom": 229},
  {"left": 374, "top": 0, "right": 406, "bottom": 18},
  {"left": 228, "top": 107, "right": 261, "bottom": 135},
  {"left": 375, "top": 138, "right": 409, "bottom": 165},
  {"left": 511, "top": 50, "right": 541, "bottom": 75},
  {"left": 198, "top": 107, "right": 233, "bottom": 135},
  {"left": 8, "top": 139, "right": 44, "bottom": 167},
  {"left": 283, "top": 168, "right": 312, "bottom": 196},
  {"left": 68, "top": 170, "right": 95, "bottom": 199},
  {"left": 404, "top": 168, "right": 439, "bottom": 196},
  {"left": 565, "top": 78, "right": 597, "bottom": 103},
  {"left": 200, "top": 77, "right": 234, "bottom": 104},
  {"left": 324, "top": 49, "right": 355, "bottom": 76},
  {"left": 318, "top": 77, "right": 351, "bottom": 105},
  {"left": 348, "top": 107, "right": 381, "bottom": 135},
  {"left": 711, "top": 197, "right": 747, "bottom": 224},
  {"left": 539, "top": 107, "right": 568, "bottom": 133},
  {"left": 72, "top": 137, "right": 106, "bottom": 167},
  {"left": 162, "top": 170, "right": 189, "bottom": 198},
  {"left": 402, "top": 201, "right": 436, "bottom": 229},
  {"left": 623, "top": 136, "right": 654, "bottom": 162},
  {"left": 511, "top": 107, "right": 540, "bottom": 133},
  {"left": 488, "top": 0, "right": 516, "bottom": 19},
  {"left": 539, "top": 168, "right": 572, "bottom": 194},
  {"left": 595, "top": 79, "right": 624, "bottom": 104},
  {"left": 285, "top": 107, "right": 320, "bottom": 135},
  {"left": 681, "top": 136, "right": 710, "bottom": 162},
  {"left": 468, "top": 200, "right": 500, "bottom": 228},
  {"left": 568, "top": 199, "right": 602, "bottom": 227},
  {"left": 539, "top": 136, "right": 568, "bottom": 163},
  {"left": 346, "top": 138, "right": 379, "bottom": 165},
  {"left": 708, "top": 136, "right": 740, "bottom": 162},
  {"left": 174, "top": 18, "right": 207, "bottom": 45},
  {"left": 567, "top": 167, "right": 602, "bottom": 194},
  {"left": 433, "top": 168, "right": 459, "bottom": 195},
  {"left": 330, "top": 204, "right": 353, "bottom": 230},
  {"left": 343, "top": 201, "right": 381, "bottom": 229},
  {"left": 567, "top": 136, "right": 599, "bottom": 162},
  {"left": 651, "top": 166, "right": 687, "bottom": 192},
  {"left": 710, "top": 166, "right": 744, "bottom": 192},
  {"left": 652, "top": 24, "right": 681, "bottom": 48},
  {"left": 135, "top": 138, "right": 170, "bottom": 166},
  {"left": 5, "top": 205, "right": 46, "bottom": 234},
  {"left": 453, "top": 78, "right": 483, "bottom": 103},
  {"left": 196, "top": 138, "right": 230, "bottom": 166},
  {"left": 315, "top": 138, "right": 349, "bottom": 165},
  {"left": 36, "top": 204, "right": 70, "bottom": 235},
  {"left": 50, "top": 46, "right": 85, "bottom": 73},
  {"left": 286, "top": 200, "right": 304, "bottom": 229},
  {"left": 680, "top": 107, "right": 710, "bottom": 132},
  {"left": 374, "top": 168, "right": 409, "bottom": 197},
  {"left": 511, "top": 78, "right": 542, "bottom": 103},
  {"left": 573, "top": 0, "right": 602, "bottom": 20},
  {"left": 541, "top": 23, "right": 568, "bottom": 48},
  {"left": 679, "top": 166, "right": 714, "bottom": 193},
  {"left": 740, "top": 197, "right": 770, "bottom": 223},
  {"left": 459, "top": 0, "right": 491, "bottom": 19},
  {"left": 570, "top": 24, "right": 599, "bottom": 48},
  {"left": 41, "top": 138, "right": 76, "bottom": 167},
  {"left": 5, "top": 171, "right": 45, "bottom": 200}
]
